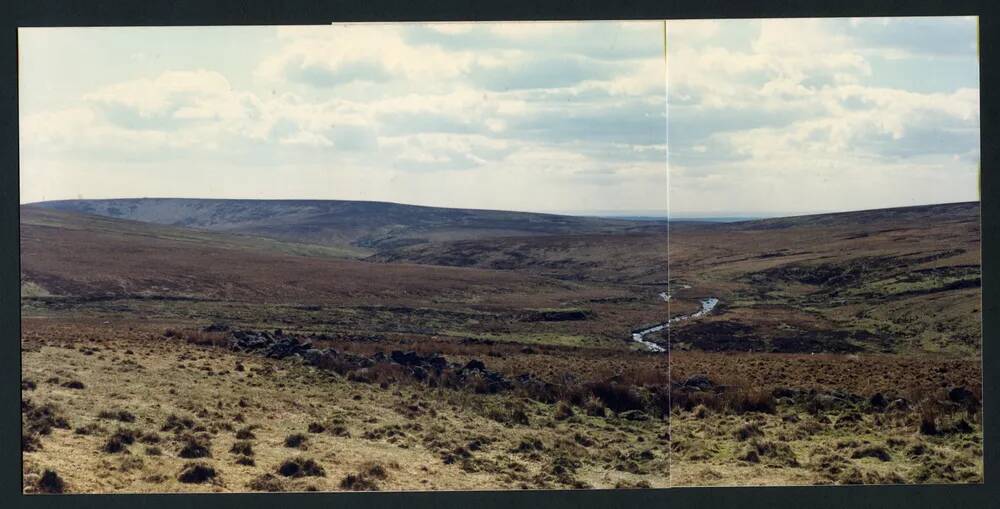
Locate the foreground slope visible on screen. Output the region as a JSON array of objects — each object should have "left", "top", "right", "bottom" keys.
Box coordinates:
[{"left": 20, "top": 205, "right": 671, "bottom": 493}]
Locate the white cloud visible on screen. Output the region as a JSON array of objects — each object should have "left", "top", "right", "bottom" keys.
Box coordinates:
[
  {"left": 668, "top": 17, "right": 979, "bottom": 215},
  {"left": 667, "top": 20, "right": 718, "bottom": 41},
  {"left": 20, "top": 22, "right": 667, "bottom": 212},
  {"left": 257, "top": 25, "right": 471, "bottom": 89}
]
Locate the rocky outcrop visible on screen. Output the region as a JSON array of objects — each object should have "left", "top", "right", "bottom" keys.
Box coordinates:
[{"left": 221, "top": 327, "right": 511, "bottom": 393}]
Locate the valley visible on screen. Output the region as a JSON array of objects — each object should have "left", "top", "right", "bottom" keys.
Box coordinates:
[{"left": 20, "top": 198, "right": 982, "bottom": 491}]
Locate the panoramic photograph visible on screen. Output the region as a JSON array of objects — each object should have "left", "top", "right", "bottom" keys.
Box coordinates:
[
  {"left": 666, "top": 17, "right": 982, "bottom": 486},
  {"left": 19, "top": 22, "right": 670, "bottom": 492},
  {"left": 18, "top": 16, "right": 982, "bottom": 494}
]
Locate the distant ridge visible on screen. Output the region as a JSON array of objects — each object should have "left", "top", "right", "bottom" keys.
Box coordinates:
[
  {"left": 29, "top": 197, "right": 664, "bottom": 250},
  {"left": 727, "top": 201, "right": 979, "bottom": 230}
]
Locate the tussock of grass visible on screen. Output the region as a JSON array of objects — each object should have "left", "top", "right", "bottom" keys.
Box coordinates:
[
  {"left": 177, "top": 434, "right": 211, "bottom": 459},
  {"left": 177, "top": 462, "right": 217, "bottom": 484},
  {"left": 37, "top": 470, "right": 65, "bottom": 493},
  {"left": 283, "top": 433, "right": 308, "bottom": 450},
  {"left": 230, "top": 441, "right": 254, "bottom": 457},
  {"left": 733, "top": 421, "right": 763, "bottom": 441},
  {"left": 278, "top": 457, "right": 325, "bottom": 478},
  {"left": 97, "top": 409, "right": 135, "bottom": 423},
  {"left": 247, "top": 473, "right": 285, "bottom": 492}
]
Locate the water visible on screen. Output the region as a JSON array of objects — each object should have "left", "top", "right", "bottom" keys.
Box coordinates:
[{"left": 630, "top": 294, "right": 719, "bottom": 353}]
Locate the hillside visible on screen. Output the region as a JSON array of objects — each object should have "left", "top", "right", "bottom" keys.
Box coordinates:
[
  {"left": 20, "top": 205, "right": 577, "bottom": 306},
  {"left": 667, "top": 201, "right": 982, "bottom": 355},
  {"left": 29, "top": 198, "right": 663, "bottom": 252},
  {"left": 20, "top": 205, "right": 670, "bottom": 347}
]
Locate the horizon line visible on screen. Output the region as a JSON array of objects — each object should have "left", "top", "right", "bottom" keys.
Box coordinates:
[{"left": 22, "top": 196, "right": 980, "bottom": 221}]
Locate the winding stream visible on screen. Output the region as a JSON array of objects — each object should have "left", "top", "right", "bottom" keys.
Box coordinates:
[{"left": 631, "top": 285, "right": 718, "bottom": 353}]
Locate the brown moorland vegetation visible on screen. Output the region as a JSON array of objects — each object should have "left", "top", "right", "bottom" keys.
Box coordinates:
[{"left": 21, "top": 199, "right": 982, "bottom": 490}]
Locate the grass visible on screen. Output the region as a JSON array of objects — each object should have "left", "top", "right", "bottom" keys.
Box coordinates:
[
  {"left": 21, "top": 319, "right": 669, "bottom": 492},
  {"left": 669, "top": 372, "right": 983, "bottom": 486},
  {"left": 442, "top": 330, "right": 602, "bottom": 348}
]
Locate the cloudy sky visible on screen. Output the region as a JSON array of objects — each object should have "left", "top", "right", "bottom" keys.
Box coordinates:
[
  {"left": 18, "top": 22, "right": 667, "bottom": 214},
  {"left": 668, "top": 17, "right": 980, "bottom": 217},
  {"left": 19, "top": 18, "right": 979, "bottom": 217}
]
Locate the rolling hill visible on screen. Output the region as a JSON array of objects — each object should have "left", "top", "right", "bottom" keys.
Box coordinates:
[{"left": 29, "top": 198, "right": 664, "bottom": 252}]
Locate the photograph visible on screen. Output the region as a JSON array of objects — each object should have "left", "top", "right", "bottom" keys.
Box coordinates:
[
  {"left": 666, "top": 17, "right": 983, "bottom": 486},
  {"left": 18, "top": 21, "right": 670, "bottom": 493},
  {"left": 17, "top": 14, "right": 986, "bottom": 496}
]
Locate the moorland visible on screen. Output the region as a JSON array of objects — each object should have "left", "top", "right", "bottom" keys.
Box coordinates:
[
  {"left": 21, "top": 199, "right": 670, "bottom": 492},
  {"left": 20, "top": 198, "right": 981, "bottom": 491}
]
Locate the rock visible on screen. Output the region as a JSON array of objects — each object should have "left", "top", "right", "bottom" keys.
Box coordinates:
[
  {"left": 390, "top": 350, "right": 421, "bottom": 366},
  {"left": 302, "top": 349, "right": 325, "bottom": 366},
  {"left": 811, "top": 394, "right": 846, "bottom": 411},
  {"left": 264, "top": 337, "right": 307, "bottom": 359},
  {"left": 389, "top": 351, "right": 448, "bottom": 373},
  {"left": 887, "top": 398, "right": 909, "bottom": 413}
]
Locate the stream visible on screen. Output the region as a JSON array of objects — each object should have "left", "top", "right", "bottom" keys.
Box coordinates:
[{"left": 631, "top": 285, "right": 718, "bottom": 353}]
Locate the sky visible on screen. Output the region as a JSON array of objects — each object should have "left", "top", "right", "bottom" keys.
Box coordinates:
[
  {"left": 19, "top": 18, "right": 979, "bottom": 216},
  {"left": 668, "top": 17, "right": 980, "bottom": 217},
  {"left": 18, "top": 22, "right": 667, "bottom": 214}
]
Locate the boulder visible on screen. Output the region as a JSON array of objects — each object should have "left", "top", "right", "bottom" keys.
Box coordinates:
[
  {"left": 811, "top": 394, "right": 845, "bottom": 411},
  {"left": 390, "top": 351, "right": 421, "bottom": 366}
]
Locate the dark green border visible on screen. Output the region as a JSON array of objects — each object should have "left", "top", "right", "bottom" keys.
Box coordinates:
[{"left": 3, "top": 1, "right": 996, "bottom": 508}]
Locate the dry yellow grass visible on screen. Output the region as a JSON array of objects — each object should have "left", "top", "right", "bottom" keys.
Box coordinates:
[
  {"left": 21, "top": 319, "right": 668, "bottom": 493},
  {"left": 669, "top": 405, "right": 983, "bottom": 487}
]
